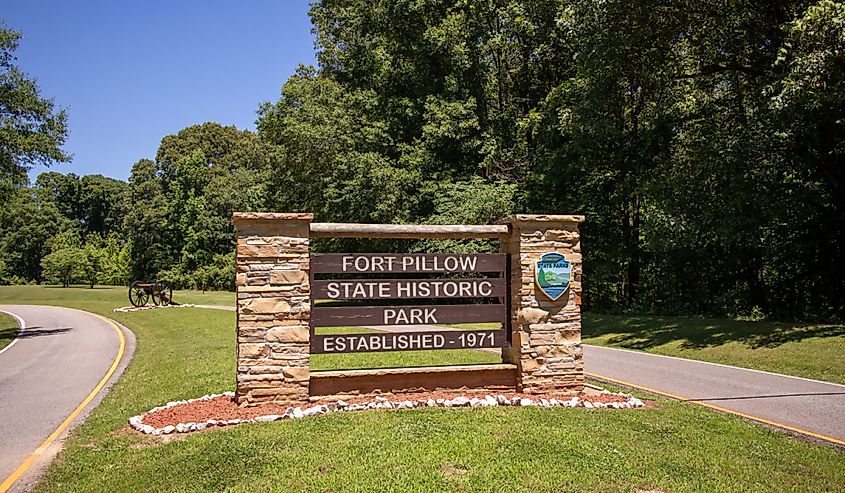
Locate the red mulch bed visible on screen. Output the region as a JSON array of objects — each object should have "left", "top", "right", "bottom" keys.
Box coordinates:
[{"left": 141, "top": 391, "right": 631, "bottom": 429}]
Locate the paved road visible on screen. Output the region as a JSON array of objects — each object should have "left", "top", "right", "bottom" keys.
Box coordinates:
[
  {"left": 207, "top": 307, "right": 845, "bottom": 443},
  {"left": 582, "top": 344, "right": 845, "bottom": 443},
  {"left": 0, "top": 305, "right": 133, "bottom": 492}
]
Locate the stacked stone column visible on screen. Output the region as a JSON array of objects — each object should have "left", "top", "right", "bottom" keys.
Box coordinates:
[
  {"left": 501, "top": 214, "right": 585, "bottom": 394},
  {"left": 233, "top": 212, "right": 312, "bottom": 406}
]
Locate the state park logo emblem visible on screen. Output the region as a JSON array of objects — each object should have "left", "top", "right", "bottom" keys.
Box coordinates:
[{"left": 535, "top": 252, "right": 571, "bottom": 301}]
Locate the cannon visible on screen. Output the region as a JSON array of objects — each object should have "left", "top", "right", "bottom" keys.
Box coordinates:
[{"left": 128, "top": 279, "right": 173, "bottom": 307}]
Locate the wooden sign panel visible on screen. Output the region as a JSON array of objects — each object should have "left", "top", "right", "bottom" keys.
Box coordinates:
[
  {"left": 311, "top": 253, "right": 506, "bottom": 274},
  {"left": 313, "top": 303, "right": 505, "bottom": 327},
  {"left": 312, "top": 278, "right": 506, "bottom": 300},
  {"left": 309, "top": 252, "right": 509, "bottom": 354},
  {"left": 312, "top": 330, "right": 506, "bottom": 353}
]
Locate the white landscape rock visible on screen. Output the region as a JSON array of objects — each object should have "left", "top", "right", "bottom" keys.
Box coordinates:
[
  {"left": 130, "top": 387, "right": 646, "bottom": 435},
  {"left": 450, "top": 397, "right": 470, "bottom": 407}
]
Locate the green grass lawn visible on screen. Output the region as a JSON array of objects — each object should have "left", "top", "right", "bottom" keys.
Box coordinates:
[
  {"left": 0, "top": 311, "right": 19, "bottom": 350},
  {"left": 0, "top": 285, "right": 843, "bottom": 492},
  {"left": 583, "top": 313, "right": 845, "bottom": 384}
]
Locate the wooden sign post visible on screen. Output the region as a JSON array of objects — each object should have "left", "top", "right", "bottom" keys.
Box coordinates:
[{"left": 233, "top": 213, "right": 584, "bottom": 406}]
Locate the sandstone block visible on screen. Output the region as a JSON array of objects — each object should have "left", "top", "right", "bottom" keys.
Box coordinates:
[
  {"left": 519, "top": 307, "right": 549, "bottom": 325},
  {"left": 283, "top": 366, "right": 309, "bottom": 382},
  {"left": 267, "top": 325, "right": 309, "bottom": 343},
  {"left": 239, "top": 343, "right": 269, "bottom": 359},
  {"left": 238, "top": 244, "right": 278, "bottom": 258},
  {"left": 240, "top": 297, "right": 290, "bottom": 315},
  {"left": 270, "top": 269, "right": 306, "bottom": 285}
]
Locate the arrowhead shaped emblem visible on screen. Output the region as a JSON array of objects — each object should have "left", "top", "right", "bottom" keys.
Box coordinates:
[{"left": 535, "top": 252, "right": 571, "bottom": 301}]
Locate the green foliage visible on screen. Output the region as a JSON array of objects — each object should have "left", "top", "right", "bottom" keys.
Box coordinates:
[
  {"left": 40, "top": 246, "right": 86, "bottom": 287},
  {"left": 423, "top": 177, "right": 517, "bottom": 253},
  {"left": 83, "top": 232, "right": 131, "bottom": 287},
  {"left": 0, "top": 24, "right": 69, "bottom": 193},
  {"left": 35, "top": 172, "right": 129, "bottom": 236},
  {"left": 126, "top": 123, "right": 269, "bottom": 285},
  {"left": 537, "top": 267, "right": 548, "bottom": 287},
  {"left": 158, "top": 252, "right": 235, "bottom": 291},
  {"left": 0, "top": 187, "right": 69, "bottom": 282},
  {"left": 4, "top": 4, "right": 845, "bottom": 319},
  {"left": 255, "top": 0, "right": 844, "bottom": 320}
]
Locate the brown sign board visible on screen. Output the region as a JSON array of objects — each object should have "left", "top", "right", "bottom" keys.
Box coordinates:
[
  {"left": 312, "top": 278, "right": 506, "bottom": 300},
  {"left": 312, "top": 304, "right": 505, "bottom": 327},
  {"left": 311, "top": 253, "right": 506, "bottom": 274},
  {"left": 312, "top": 330, "right": 507, "bottom": 354},
  {"left": 309, "top": 252, "right": 509, "bottom": 354}
]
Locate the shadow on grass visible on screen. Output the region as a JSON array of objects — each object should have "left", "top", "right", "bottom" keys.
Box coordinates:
[
  {"left": 584, "top": 315, "right": 845, "bottom": 350},
  {"left": 43, "top": 285, "right": 114, "bottom": 290}
]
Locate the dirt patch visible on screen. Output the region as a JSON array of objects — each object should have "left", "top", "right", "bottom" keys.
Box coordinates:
[{"left": 439, "top": 461, "right": 469, "bottom": 478}]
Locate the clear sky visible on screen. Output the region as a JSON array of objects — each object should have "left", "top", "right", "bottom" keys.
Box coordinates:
[{"left": 4, "top": 0, "right": 316, "bottom": 182}]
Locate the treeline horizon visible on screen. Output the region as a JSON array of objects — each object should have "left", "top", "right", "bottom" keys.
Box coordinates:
[{"left": 2, "top": 1, "right": 843, "bottom": 321}]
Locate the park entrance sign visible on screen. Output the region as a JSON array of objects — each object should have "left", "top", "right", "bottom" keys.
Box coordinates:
[
  {"left": 233, "top": 213, "right": 584, "bottom": 406},
  {"left": 311, "top": 253, "right": 508, "bottom": 354}
]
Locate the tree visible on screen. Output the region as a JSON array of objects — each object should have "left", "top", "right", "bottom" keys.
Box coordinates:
[
  {"left": 126, "top": 123, "right": 271, "bottom": 283},
  {"left": 124, "top": 158, "right": 169, "bottom": 279},
  {"left": 0, "top": 187, "right": 69, "bottom": 282},
  {"left": 0, "top": 24, "right": 69, "bottom": 193},
  {"left": 40, "top": 248, "right": 85, "bottom": 287},
  {"left": 35, "top": 172, "right": 128, "bottom": 236},
  {"left": 773, "top": 0, "right": 845, "bottom": 315},
  {"left": 262, "top": 0, "right": 839, "bottom": 320},
  {"left": 95, "top": 233, "right": 131, "bottom": 286}
]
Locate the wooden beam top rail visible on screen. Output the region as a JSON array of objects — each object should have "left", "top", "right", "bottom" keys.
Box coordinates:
[{"left": 310, "top": 222, "right": 510, "bottom": 239}]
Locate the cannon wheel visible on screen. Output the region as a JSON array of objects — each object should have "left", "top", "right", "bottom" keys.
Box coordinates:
[
  {"left": 129, "top": 281, "right": 149, "bottom": 307},
  {"left": 152, "top": 281, "right": 173, "bottom": 306}
]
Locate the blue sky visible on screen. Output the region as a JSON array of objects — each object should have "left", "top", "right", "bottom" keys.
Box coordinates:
[{"left": 4, "top": 0, "right": 316, "bottom": 181}]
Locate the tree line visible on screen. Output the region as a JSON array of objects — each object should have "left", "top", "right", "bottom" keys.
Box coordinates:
[{"left": 1, "top": 1, "right": 843, "bottom": 320}]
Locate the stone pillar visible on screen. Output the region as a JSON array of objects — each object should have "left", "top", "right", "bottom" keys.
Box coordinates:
[
  {"left": 233, "top": 212, "right": 312, "bottom": 406},
  {"left": 501, "top": 214, "right": 585, "bottom": 394}
]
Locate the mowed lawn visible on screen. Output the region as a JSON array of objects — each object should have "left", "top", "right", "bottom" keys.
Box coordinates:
[
  {"left": 0, "top": 311, "right": 18, "bottom": 350},
  {"left": 583, "top": 313, "right": 845, "bottom": 384},
  {"left": 0, "top": 285, "right": 843, "bottom": 492}
]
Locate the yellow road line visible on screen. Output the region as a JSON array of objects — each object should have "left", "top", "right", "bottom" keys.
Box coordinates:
[
  {"left": 586, "top": 371, "right": 845, "bottom": 447},
  {"left": 0, "top": 310, "right": 126, "bottom": 493}
]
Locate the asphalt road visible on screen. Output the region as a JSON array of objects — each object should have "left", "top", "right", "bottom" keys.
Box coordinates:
[
  {"left": 362, "top": 323, "right": 845, "bottom": 443},
  {"left": 0, "top": 305, "right": 133, "bottom": 492},
  {"left": 582, "top": 344, "right": 845, "bottom": 442}
]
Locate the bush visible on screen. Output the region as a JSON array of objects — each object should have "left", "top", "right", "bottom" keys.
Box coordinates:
[{"left": 157, "top": 253, "right": 235, "bottom": 291}]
